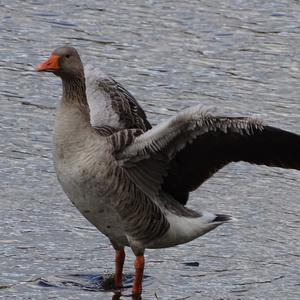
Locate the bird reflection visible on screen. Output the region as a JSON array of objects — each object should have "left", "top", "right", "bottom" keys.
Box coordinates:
[{"left": 112, "top": 292, "right": 142, "bottom": 300}]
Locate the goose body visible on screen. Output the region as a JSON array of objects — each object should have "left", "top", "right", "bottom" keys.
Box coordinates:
[
  {"left": 36, "top": 46, "right": 300, "bottom": 295},
  {"left": 53, "top": 82, "right": 223, "bottom": 250}
]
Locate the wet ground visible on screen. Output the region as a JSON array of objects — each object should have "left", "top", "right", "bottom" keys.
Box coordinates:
[{"left": 0, "top": 0, "right": 300, "bottom": 299}]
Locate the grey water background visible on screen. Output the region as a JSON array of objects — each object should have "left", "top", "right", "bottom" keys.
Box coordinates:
[{"left": 1, "top": 0, "right": 300, "bottom": 299}]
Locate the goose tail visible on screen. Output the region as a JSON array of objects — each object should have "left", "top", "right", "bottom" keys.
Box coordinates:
[{"left": 213, "top": 213, "right": 232, "bottom": 223}]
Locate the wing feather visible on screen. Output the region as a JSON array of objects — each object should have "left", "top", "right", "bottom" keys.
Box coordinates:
[
  {"left": 85, "top": 65, "right": 151, "bottom": 131},
  {"left": 114, "top": 105, "right": 300, "bottom": 204}
]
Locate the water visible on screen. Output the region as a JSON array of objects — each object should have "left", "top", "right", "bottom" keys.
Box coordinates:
[{"left": 1, "top": 0, "right": 300, "bottom": 299}]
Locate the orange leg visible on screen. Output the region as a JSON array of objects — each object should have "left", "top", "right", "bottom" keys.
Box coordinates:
[
  {"left": 132, "top": 255, "right": 145, "bottom": 295},
  {"left": 114, "top": 249, "right": 125, "bottom": 289}
]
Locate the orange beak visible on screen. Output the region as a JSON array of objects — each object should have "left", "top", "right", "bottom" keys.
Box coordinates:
[{"left": 35, "top": 54, "right": 60, "bottom": 72}]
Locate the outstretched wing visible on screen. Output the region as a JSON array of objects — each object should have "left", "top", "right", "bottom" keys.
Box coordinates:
[{"left": 113, "top": 105, "right": 300, "bottom": 204}]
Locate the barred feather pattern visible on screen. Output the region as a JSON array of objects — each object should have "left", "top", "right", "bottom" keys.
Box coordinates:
[
  {"left": 90, "top": 126, "right": 169, "bottom": 244},
  {"left": 105, "top": 159, "right": 170, "bottom": 245},
  {"left": 120, "top": 106, "right": 264, "bottom": 161},
  {"left": 94, "top": 125, "right": 119, "bottom": 136},
  {"left": 162, "top": 115, "right": 265, "bottom": 159},
  {"left": 97, "top": 78, "right": 151, "bottom": 131},
  {"left": 109, "top": 128, "right": 144, "bottom": 153}
]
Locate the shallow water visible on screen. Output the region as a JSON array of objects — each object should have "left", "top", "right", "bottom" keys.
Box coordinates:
[{"left": 0, "top": 0, "right": 300, "bottom": 299}]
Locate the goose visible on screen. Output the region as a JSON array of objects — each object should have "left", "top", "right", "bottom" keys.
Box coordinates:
[{"left": 36, "top": 46, "right": 300, "bottom": 295}]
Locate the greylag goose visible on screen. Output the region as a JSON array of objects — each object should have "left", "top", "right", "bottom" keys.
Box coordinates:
[{"left": 36, "top": 46, "right": 300, "bottom": 295}]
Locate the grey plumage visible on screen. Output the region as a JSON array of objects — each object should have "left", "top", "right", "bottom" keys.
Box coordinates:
[
  {"left": 36, "top": 46, "right": 300, "bottom": 295},
  {"left": 85, "top": 65, "right": 151, "bottom": 131}
]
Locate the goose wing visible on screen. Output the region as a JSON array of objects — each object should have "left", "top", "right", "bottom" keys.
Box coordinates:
[
  {"left": 85, "top": 66, "right": 151, "bottom": 131},
  {"left": 112, "top": 105, "right": 300, "bottom": 204}
]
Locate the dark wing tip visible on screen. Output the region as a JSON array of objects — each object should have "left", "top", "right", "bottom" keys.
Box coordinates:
[{"left": 213, "top": 214, "right": 232, "bottom": 223}]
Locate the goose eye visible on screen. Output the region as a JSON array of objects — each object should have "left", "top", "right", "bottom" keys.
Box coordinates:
[{"left": 65, "top": 54, "right": 71, "bottom": 59}]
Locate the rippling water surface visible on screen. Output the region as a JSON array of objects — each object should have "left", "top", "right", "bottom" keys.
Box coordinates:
[{"left": 1, "top": 1, "right": 300, "bottom": 299}]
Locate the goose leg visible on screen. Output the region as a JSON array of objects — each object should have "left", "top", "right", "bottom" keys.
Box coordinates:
[
  {"left": 114, "top": 249, "right": 125, "bottom": 288},
  {"left": 132, "top": 255, "right": 145, "bottom": 295}
]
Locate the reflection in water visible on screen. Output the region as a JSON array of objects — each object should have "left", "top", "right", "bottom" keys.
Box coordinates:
[
  {"left": 112, "top": 292, "right": 122, "bottom": 300},
  {"left": 112, "top": 292, "right": 142, "bottom": 300},
  {"left": 35, "top": 273, "right": 145, "bottom": 299}
]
